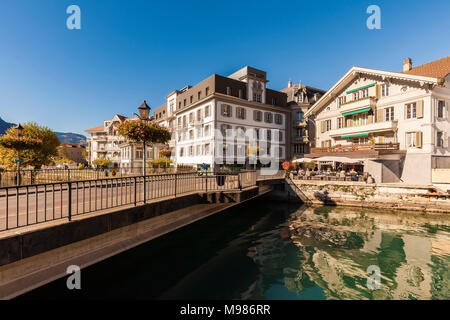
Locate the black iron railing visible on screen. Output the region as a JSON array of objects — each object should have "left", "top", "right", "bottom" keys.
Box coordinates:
[{"left": 0, "top": 171, "right": 259, "bottom": 231}]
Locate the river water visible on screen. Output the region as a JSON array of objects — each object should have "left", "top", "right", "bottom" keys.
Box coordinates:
[{"left": 20, "top": 200, "right": 450, "bottom": 300}]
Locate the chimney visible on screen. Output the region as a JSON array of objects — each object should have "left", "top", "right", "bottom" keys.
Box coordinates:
[
  {"left": 403, "top": 58, "right": 412, "bottom": 72},
  {"left": 288, "top": 80, "right": 292, "bottom": 88}
]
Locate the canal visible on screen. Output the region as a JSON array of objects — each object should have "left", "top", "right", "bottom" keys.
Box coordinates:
[{"left": 19, "top": 199, "right": 450, "bottom": 300}]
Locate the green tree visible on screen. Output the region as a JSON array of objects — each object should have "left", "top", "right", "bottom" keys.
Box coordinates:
[
  {"left": 0, "top": 122, "right": 60, "bottom": 169},
  {"left": 92, "top": 155, "right": 112, "bottom": 169}
]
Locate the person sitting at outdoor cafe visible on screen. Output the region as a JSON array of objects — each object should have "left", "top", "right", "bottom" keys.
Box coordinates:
[
  {"left": 349, "top": 168, "right": 357, "bottom": 176},
  {"left": 339, "top": 169, "right": 346, "bottom": 178},
  {"left": 305, "top": 168, "right": 311, "bottom": 178}
]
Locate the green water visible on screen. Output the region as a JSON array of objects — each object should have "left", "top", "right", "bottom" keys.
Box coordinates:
[{"left": 20, "top": 201, "right": 450, "bottom": 300}]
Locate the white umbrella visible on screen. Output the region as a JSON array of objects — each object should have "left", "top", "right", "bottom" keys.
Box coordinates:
[
  {"left": 315, "top": 156, "right": 364, "bottom": 164},
  {"left": 292, "top": 158, "right": 316, "bottom": 163}
]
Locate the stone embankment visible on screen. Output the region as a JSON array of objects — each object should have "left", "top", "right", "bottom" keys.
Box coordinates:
[{"left": 293, "top": 180, "right": 450, "bottom": 213}]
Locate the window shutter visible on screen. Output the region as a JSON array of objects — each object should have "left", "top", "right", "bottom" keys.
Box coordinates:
[
  {"left": 242, "top": 108, "right": 246, "bottom": 120},
  {"left": 444, "top": 132, "right": 449, "bottom": 149},
  {"left": 368, "top": 114, "right": 373, "bottom": 124},
  {"left": 376, "top": 109, "right": 383, "bottom": 122},
  {"left": 416, "top": 100, "right": 424, "bottom": 118},
  {"left": 415, "top": 131, "right": 423, "bottom": 148},
  {"left": 221, "top": 104, "right": 225, "bottom": 116},
  {"left": 375, "top": 84, "right": 380, "bottom": 98}
]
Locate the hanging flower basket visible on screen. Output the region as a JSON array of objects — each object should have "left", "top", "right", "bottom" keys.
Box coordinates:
[
  {"left": 159, "top": 149, "right": 172, "bottom": 158},
  {"left": 0, "top": 135, "right": 43, "bottom": 150},
  {"left": 117, "top": 120, "right": 171, "bottom": 144}
]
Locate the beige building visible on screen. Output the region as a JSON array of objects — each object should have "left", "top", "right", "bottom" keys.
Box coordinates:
[
  {"left": 305, "top": 56, "right": 450, "bottom": 186},
  {"left": 281, "top": 81, "right": 325, "bottom": 159},
  {"left": 59, "top": 142, "right": 85, "bottom": 164}
]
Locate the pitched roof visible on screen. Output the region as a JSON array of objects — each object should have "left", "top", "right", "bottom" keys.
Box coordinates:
[
  {"left": 85, "top": 125, "right": 104, "bottom": 132},
  {"left": 403, "top": 56, "right": 450, "bottom": 78},
  {"left": 115, "top": 114, "right": 127, "bottom": 122}
]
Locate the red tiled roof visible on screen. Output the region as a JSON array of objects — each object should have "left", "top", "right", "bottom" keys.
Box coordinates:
[
  {"left": 403, "top": 56, "right": 450, "bottom": 78},
  {"left": 61, "top": 142, "right": 83, "bottom": 148},
  {"left": 85, "top": 125, "right": 104, "bottom": 132}
]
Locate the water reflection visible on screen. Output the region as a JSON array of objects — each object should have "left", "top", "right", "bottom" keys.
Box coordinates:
[
  {"left": 244, "top": 205, "right": 450, "bottom": 300},
  {"left": 20, "top": 201, "right": 450, "bottom": 300}
]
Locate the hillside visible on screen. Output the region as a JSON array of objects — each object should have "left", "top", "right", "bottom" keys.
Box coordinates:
[{"left": 0, "top": 117, "right": 86, "bottom": 145}]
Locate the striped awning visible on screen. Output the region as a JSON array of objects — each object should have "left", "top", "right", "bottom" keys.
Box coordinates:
[{"left": 342, "top": 107, "right": 371, "bottom": 117}]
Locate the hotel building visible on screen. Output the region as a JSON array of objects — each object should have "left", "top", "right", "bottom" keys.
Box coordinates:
[
  {"left": 305, "top": 56, "right": 450, "bottom": 186},
  {"left": 154, "top": 66, "right": 289, "bottom": 170}
]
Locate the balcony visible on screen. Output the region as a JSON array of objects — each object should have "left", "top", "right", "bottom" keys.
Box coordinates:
[
  {"left": 293, "top": 136, "right": 309, "bottom": 143},
  {"left": 329, "top": 120, "right": 398, "bottom": 138},
  {"left": 310, "top": 143, "right": 400, "bottom": 157},
  {"left": 339, "top": 96, "right": 377, "bottom": 114}
]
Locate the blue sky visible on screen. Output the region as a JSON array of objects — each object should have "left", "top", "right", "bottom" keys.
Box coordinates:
[{"left": 0, "top": 0, "right": 449, "bottom": 135}]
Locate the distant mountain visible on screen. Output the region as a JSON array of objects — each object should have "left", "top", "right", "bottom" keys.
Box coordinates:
[
  {"left": 0, "top": 117, "right": 86, "bottom": 146},
  {"left": 55, "top": 132, "right": 86, "bottom": 145}
]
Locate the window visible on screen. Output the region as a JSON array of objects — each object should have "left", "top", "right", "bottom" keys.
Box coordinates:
[
  {"left": 296, "top": 128, "right": 303, "bottom": 137},
  {"left": 204, "top": 143, "right": 210, "bottom": 155},
  {"left": 278, "top": 131, "right": 283, "bottom": 142},
  {"left": 196, "top": 126, "right": 202, "bottom": 138},
  {"left": 338, "top": 96, "right": 346, "bottom": 106},
  {"left": 381, "top": 83, "right": 389, "bottom": 97},
  {"left": 179, "top": 147, "right": 184, "bottom": 157},
  {"left": 254, "top": 110, "right": 262, "bottom": 122},
  {"left": 221, "top": 124, "right": 232, "bottom": 137},
  {"left": 361, "top": 88, "right": 369, "bottom": 98},
  {"left": 274, "top": 114, "right": 283, "bottom": 125},
  {"left": 221, "top": 104, "right": 232, "bottom": 117},
  {"left": 136, "top": 149, "right": 143, "bottom": 159},
  {"left": 189, "top": 130, "right": 194, "bottom": 140},
  {"left": 437, "top": 131, "right": 444, "bottom": 147},
  {"left": 353, "top": 91, "right": 360, "bottom": 100},
  {"left": 190, "top": 96, "right": 193, "bottom": 104},
  {"left": 183, "top": 116, "right": 187, "bottom": 128},
  {"left": 437, "top": 100, "right": 445, "bottom": 118},
  {"left": 296, "top": 111, "right": 303, "bottom": 121},
  {"left": 406, "top": 131, "right": 422, "bottom": 148},
  {"left": 205, "top": 87, "right": 209, "bottom": 96},
  {"left": 294, "top": 144, "right": 305, "bottom": 154},
  {"left": 204, "top": 125, "right": 210, "bottom": 136},
  {"left": 189, "top": 112, "right": 194, "bottom": 124},
  {"left": 385, "top": 107, "right": 394, "bottom": 121},
  {"left": 204, "top": 105, "right": 210, "bottom": 117},
  {"left": 183, "top": 99, "right": 186, "bottom": 107},
  {"left": 178, "top": 102, "right": 181, "bottom": 109},
  {"left": 236, "top": 127, "right": 246, "bottom": 139},
  {"left": 198, "top": 91, "right": 201, "bottom": 100},
  {"left": 297, "top": 94, "right": 303, "bottom": 103},
  {"left": 239, "top": 89, "right": 244, "bottom": 99},
  {"left": 337, "top": 117, "right": 344, "bottom": 129},
  {"left": 226, "top": 87, "right": 232, "bottom": 95},
  {"left": 189, "top": 146, "right": 194, "bottom": 156},
  {"left": 406, "top": 103, "right": 416, "bottom": 119},
  {"left": 253, "top": 93, "right": 262, "bottom": 102},
  {"left": 264, "top": 112, "right": 273, "bottom": 123},
  {"left": 266, "top": 130, "right": 272, "bottom": 141},
  {"left": 271, "top": 98, "right": 277, "bottom": 105},
  {"left": 325, "top": 120, "right": 332, "bottom": 131},
  {"left": 197, "top": 109, "right": 202, "bottom": 121},
  {"left": 196, "top": 145, "right": 201, "bottom": 156},
  {"left": 236, "top": 107, "right": 246, "bottom": 119}
]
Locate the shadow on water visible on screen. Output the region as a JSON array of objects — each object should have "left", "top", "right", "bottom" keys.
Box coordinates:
[{"left": 19, "top": 199, "right": 450, "bottom": 300}]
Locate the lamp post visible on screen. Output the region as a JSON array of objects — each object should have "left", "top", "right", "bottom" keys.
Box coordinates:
[
  {"left": 134, "top": 100, "right": 151, "bottom": 201},
  {"left": 14, "top": 124, "right": 24, "bottom": 186}
]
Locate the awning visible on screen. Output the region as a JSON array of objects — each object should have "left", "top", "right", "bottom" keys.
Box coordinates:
[
  {"left": 346, "top": 83, "right": 376, "bottom": 94},
  {"left": 341, "top": 133, "right": 369, "bottom": 138},
  {"left": 315, "top": 156, "right": 365, "bottom": 164},
  {"left": 292, "top": 158, "right": 316, "bottom": 163},
  {"left": 342, "top": 108, "right": 371, "bottom": 117}
]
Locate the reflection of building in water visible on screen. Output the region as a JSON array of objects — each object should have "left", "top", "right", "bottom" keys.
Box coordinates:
[{"left": 287, "top": 206, "right": 450, "bottom": 300}]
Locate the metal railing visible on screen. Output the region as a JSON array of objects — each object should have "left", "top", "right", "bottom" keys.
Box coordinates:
[
  {"left": 0, "top": 167, "right": 196, "bottom": 187},
  {"left": 0, "top": 170, "right": 259, "bottom": 232},
  {"left": 310, "top": 143, "right": 400, "bottom": 154}
]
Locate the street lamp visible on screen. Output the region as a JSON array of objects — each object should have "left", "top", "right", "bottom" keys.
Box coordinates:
[
  {"left": 14, "top": 124, "right": 24, "bottom": 185},
  {"left": 134, "top": 100, "right": 151, "bottom": 178}
]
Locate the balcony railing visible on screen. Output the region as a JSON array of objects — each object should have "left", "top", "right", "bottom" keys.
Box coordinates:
[
  {"left": 339, "top": 96, "right": 377, "bottom": 114},
  {"left": 311, "top": 143, "right": 399, "bottom": 154},
  {"left": 293, "top": 120, "right": 307, "bottom": 127}
]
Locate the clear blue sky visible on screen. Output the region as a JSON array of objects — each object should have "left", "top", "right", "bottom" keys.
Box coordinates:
[{"left": 0, "top": 0, "right": 449, "bottom": 135}]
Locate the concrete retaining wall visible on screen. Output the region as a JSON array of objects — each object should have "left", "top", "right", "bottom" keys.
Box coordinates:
[{"left": 294, "top": 180, "right": 450, "bottom": 213}]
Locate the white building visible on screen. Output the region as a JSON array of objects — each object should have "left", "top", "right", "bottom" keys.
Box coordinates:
[
  {"left": 153, "top": 66, "right": 290, "bottom": 170},
  {"left": 305, "top": 56, "right": 450, "bottom": 186}
]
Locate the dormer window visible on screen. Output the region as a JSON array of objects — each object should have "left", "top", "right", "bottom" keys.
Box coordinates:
[{"left": 226, "top": 87, "right": 232, "bottom": 95}]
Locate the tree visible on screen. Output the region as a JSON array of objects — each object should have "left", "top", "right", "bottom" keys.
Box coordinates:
[
  {"left": 0, "top": 122, "right": 59, "bottom": 169},
  {"left": 92, "top": 155, "right": 112, "bottom": 169}
]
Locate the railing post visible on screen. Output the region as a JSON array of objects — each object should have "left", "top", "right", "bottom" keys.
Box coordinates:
[
  {"left": 134, "top": 176, "right": 137, "bottom": 206},
  {"left": 174, "top": 173, "right": 177, "bottom": 197},
  {"left": 68, "top": 182, "right": 72, "bottom": 221},
  {"left": 205, "top": 171, "right": 208, "bottom": 193},
  {"left": 238, "top": 172, "right": 242, "bottom": 190}
]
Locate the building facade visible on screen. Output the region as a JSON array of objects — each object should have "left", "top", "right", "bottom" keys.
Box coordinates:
[
  {"left": 282, "top": 81, "right": 325, "bottom": 159},
  {"left": 305, "top": 56, "right": 450, "bottom": 186},
  {"left": 85, "top": 112, "right": 159, "bottom": 171},
  {"left": 59, "top": 142, "right": 85, "bottom": 164},
  {"left": 153, "top": 66, "right": 290, "bottom": 170}
]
